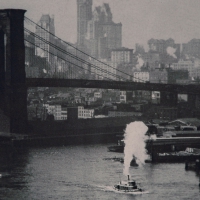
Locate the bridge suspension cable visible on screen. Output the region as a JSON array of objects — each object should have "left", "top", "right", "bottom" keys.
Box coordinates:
[
  {"left": 25, "top": 38, "right": 115, "bottom": 81},
  {"left": 24, "top": 30, "right": 124, "bottom": 81},
  {"left": 24, "top": 16, "right": 146, "bottom": 83}
]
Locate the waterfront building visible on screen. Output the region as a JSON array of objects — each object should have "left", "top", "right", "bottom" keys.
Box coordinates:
[
  {"left": 148, "top": 39, "right": 166, "bottom": 54},
  {"left": 155, "top": 107, "right": 178, "bottom": 120},
  {"left": 190, "top": 68, "right": 200, "bottom": 79},
  {"left": 111, "top": 47, "right": 134, "bottom": 64},
  {"left": 117, "top": 64, "right": 135, "bottom": 81},
  {"left": 43, "top": 104, "right": 67, "bottom": 120},
  {"left": 119, "top": 91, "right": 133, "bottom": 103},
  {"left": 176, "top": 79, "right": 191, "bottom": 84},
  {"left": 135, "top": 43, "right": 145, "bottom": 54},
  {"left": 85, "top": 96, "right": 96, "bottom": 105},
  {"left": 130, "top": 103, "right": 149, "bottom": 112},
  {"left": 53, "top": 105, "right": 62, "bottom": 120},
  {"left": 171, "top": 59, "right": 194, "bottom": 73},
  {"left": 182, "top": 39, "right": 200, "bottom": 59},
  {"left": 133, "top": 71, "right": 149, "bottom": 82},
  {"left": 108, "top": 111, "right": 142, "bottom": 117},
  {"left": 167, "top": 69, "right": 189, "bottom": 84},
  {"left": 102, "top": 90, "right": 120, "bottom": 103},
  {"left": 94, "top": 91, "right": 102, "bottom": 99},
  {"left": 78, "top": 106, "right": 94, "bottom": 118},
  {"left": 149, "top": 69, "right": 168, "bottom": 83},
  {"left": 171, "top": 59, "right": 200, "bottom": 79},
  {"left": 25, "top": 66, "right": 40, "bottom": 78},
  {"left": 119, "top": 91, "right": 126, "bottom": 103},
  {"left": 142, "top": 52, "right": 160, "bottom": 69},
  {"left": 90, "top": 59, "right": 117, "bottom": 80},
  {"left": 61, "top": 107, "right": 68, "bottom": 120},
  {"left": 194, "top": 59, "right": 200, "bottom": 68},
  {"left": 152, "top": 91, "right": 160, "bottom": 104},
  {"left": 132, "top": 91, "right": 152, "bottom": 103}
]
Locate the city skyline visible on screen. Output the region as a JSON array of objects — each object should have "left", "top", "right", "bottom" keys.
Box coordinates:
[{"left": 1, "top": 0, "right": 200, "bottom": 49}]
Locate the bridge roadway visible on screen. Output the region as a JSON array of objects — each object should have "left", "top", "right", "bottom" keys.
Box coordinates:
[{"left": 26, "top": 78, "right": 200, "bottom": 94}]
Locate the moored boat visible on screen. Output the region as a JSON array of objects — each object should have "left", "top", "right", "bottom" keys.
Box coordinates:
[
  {"left": 152, "top": 147, "right": 200, "bottom": 162},
  {"left": 108, "top": 145, "right": 124, "bottom": 153}
]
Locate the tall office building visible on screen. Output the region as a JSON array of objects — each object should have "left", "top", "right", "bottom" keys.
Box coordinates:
[
  {"left": 182, "top": 39, "right": 200, "bottom": 59},
  {"left": 77, "top": 0, "right": 93, "bottom": 45},
  {"left": 35, "top": 14, "right": 55, "bottom": 62},
  {"left": 111, "top": 47, "right": 134, "bottom": 64},
  {"left": 85, "top": 3, "right": 122, "bottom": 59},
  {"left": 35, "top": 14, "right": 69, "bottom": 77},
  {"left": 77, "top": 1, "right": 122, "bottom": 59}
]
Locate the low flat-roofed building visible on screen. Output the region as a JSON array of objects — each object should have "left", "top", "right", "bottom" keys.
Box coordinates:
[{"left": 108, "top": 111, "right": 142, "bottom": 117}]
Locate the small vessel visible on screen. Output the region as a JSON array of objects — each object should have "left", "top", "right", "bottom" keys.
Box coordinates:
[
  {"left": 104, "top": 156, "right": 138, "bottom": 166},
  {"left": 107, "top": 145, "right": 124, "bottom": 153},
  {"left": 152, "top": 147, "right": 200, "bottom": 163},
  {"left": 108, "top": 139, "right": 124, "bottom": 153},
  {"left": 114, "top": 175, "right": 143, "bottom": 193}
]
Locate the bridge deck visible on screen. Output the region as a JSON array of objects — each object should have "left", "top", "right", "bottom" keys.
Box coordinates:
[{"left": 26, "top": 78, "right": 200, "bottom": 94}]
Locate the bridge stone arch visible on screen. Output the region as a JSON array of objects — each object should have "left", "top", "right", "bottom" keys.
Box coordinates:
[{"left": 0, "top": 9, "right": 27, "bottom": 133}]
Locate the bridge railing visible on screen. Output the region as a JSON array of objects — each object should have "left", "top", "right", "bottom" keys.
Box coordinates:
[{"left": 24, "top": 17, "right": 145, "bottom": 83}]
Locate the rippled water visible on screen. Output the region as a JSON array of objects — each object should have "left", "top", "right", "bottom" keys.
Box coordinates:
[{"left": 0, "top": 144, "right": 200, "bottom": 200}]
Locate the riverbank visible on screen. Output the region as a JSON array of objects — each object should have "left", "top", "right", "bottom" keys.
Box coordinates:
[{"left": 11, "top": 132, "right": 120, "bottom": 147}]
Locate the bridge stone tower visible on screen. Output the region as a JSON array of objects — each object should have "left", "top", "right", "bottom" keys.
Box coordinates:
[{"left": 0, "top": 9, "right": 27, "bottom": 133}]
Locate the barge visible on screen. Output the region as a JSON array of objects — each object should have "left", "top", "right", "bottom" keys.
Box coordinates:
[{"left": 152, "top": 147, "right": 200, "bottom": 163}]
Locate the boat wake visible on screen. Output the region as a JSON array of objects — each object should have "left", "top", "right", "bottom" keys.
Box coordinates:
[
  {"left": 0, "top": 172, "right": 11, "bottom": 178},
  {"left": 96, "top": 185, "right": 149, "bottom": 195}
]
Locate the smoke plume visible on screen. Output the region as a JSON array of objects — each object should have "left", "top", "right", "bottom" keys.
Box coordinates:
[
  {"left": 123, "top": 121, "right": 148, "bottom": 176},
  {"left": 166, "top": 46, "right": 177, "bottom": 59},
  {"left": 136, "top": 55, "right": 144, "bottom": 69}
]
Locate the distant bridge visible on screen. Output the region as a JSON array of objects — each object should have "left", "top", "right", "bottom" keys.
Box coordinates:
[{"left": 0, "top": 9, "right": 199, "bottom": 134}]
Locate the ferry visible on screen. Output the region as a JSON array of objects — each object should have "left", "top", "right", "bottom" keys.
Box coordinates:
[{"left": 114, "top": 175, "right": 143, "bottom": 193}]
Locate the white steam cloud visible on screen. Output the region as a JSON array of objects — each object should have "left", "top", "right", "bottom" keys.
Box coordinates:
[
  {"left": 166, "top": 46, "right": 177, "bottom": 59},
  {"left": 57, "top": 66, "right": 62, "bottom": 72},
  {"left": 136, "top": 55, "right": 144, "bottom": 69},
  {"left": 123, "top": 121, "right": 148, "bottom": 176}
]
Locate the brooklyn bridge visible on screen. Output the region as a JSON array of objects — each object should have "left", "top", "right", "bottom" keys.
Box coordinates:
[{"left": 0, "top": 9, "right": 200, "bottom": 134}]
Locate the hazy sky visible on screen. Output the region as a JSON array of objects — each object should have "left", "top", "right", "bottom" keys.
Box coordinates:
[{"left": 1, "top": 0, "right": 200, "bottom": 49}]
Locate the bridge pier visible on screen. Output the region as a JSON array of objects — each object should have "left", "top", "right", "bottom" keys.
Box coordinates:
[{"left": 0, "top": 9, "right": 27, "bottom": 134}]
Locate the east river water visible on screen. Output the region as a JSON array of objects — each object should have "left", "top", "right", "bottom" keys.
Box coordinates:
[{"left": 0, "top": 144, "right": 200, "bottom": 200}]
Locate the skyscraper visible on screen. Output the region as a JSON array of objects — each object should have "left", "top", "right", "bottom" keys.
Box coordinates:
[
  {"left": 35, "top": 14, "right": 55, "bottom": 62},
  {"left": 35, "top": 14, "right": 69, "bottom": 77},
  {"left": 77, "top": 0, "right": 92, "bottom": 45},
  {"left": 77, "top": 1, "right": 122, "bottom": 59}
]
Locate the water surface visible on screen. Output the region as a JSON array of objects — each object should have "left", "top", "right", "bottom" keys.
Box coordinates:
[{"left": 0, "top": 144, "right": 200, "bottom": 199}]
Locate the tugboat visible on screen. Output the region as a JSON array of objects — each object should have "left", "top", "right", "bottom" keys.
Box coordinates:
[{"left": 114, "top": 175, "right": 143, "bottom": 193}]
